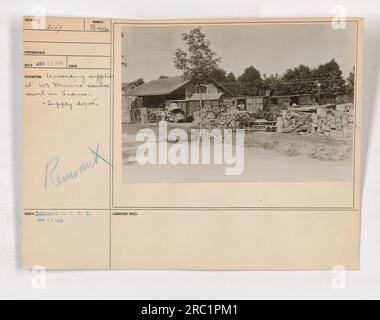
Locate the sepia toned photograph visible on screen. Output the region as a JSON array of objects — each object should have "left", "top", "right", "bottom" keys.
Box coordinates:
[{"left": 121, "top": 22, "right": 357, "bottom": 183}]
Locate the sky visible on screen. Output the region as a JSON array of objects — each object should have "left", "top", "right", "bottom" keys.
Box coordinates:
[{"left": 122, "top": 22, "right": 357, "bottom": 83}]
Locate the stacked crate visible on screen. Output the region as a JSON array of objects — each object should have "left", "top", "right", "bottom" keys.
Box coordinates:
[{"left": 314, "top": 104, "right": 353, "bottom": 138}]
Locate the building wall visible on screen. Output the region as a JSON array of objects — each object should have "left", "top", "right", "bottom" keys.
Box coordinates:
[
  {"left": 141, "top": 86, "right": 187, "bottom": 108},
  {"left": 318, "top": 95, "right": 337, "bottom": 105},
  {"left": 185, "top": 82, "right": 221, "bottom": 98},
  {"left": 246, "top": 97, "right": 265, "bottom": 113},
  {"left": 205, "top": 83, "right": 219, "bottom": 94},
  {"left": 336, "top": 95, "right": 354, "bottom": 104},
  {"left": 122, "top": 96, "right": 143, "bottom": 124}
]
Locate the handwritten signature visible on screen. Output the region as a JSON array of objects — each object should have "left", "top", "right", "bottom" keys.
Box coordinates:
[{"left": 44, "top": 143, "right": 111, "bottom": 189}]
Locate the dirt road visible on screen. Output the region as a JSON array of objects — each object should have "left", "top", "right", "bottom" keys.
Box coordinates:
[{"left": 122, "top": 123, "right": 352, "bottom": 183}]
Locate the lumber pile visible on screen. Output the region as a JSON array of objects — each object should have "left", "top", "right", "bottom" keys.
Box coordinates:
[
  {"left": 215, "top": 108, "right": 253, "bottom": 129},
  {"left": 280, "top": 111, "right": 313, "bottom": 133},
  {"left": 278, "top": 103, "right": 354, "bottom": 138},
  {"left": 196, "top": 107, "right": 254, "bottom": 129},
  {"left": 314, "top": 104, "right": 354, "bottom": 138}
]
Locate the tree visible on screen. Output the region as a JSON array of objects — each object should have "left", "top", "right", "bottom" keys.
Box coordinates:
[
  {"left": 263, "top": 60, "right": 346, "bottom": 97},
  {"left": 262, "top": 73, "right": 280, "bottom": 94},
  {"left": 237, "top": 66, "right": 263, "bottom": 95},
  {"left": 226, "top": 72, "right": 236, "bottom": 83},
  {"left": 345, "top": 68, "right": 355, "bottom": 97},
  {"left": 223, "top": 72, "right": 238, "bottom": 95},
  {"left": 210, "top": 68, "right": 227, "bottom": 83},
  {"left": 237, "top": 66, "right": 261, "bottom": 83},
  {"left": 280, "top": 64, "right": 317, "bottom": 95},
  {"left": 132, "top": 78, "right": 145, "bottom": 87},
  {"left": 174, "top": 27, "right": 221, "bottom": 109},
  {"left": 312, "top": 59, "right": 346, "bottom": 95}
]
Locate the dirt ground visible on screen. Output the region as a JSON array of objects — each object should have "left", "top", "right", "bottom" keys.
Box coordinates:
[
  {"left": 121, "top": 122, "right": 353, "bottom": 183},
  {"left": 123, "top": 123, "right": 353, "bottom": 163},
  {"left": 244, "top": 132, "right": 352, "bottom": 162}
]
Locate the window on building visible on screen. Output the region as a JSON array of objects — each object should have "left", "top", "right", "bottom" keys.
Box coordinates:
[{"left": 196, "top": 85, "right": 208, "bottom": 94}]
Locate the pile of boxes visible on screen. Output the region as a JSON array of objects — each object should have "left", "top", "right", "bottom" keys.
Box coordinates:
[{"left": 312, "top": 104, "right": 354, "bottom": 138}]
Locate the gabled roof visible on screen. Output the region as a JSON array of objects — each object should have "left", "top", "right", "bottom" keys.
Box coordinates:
[
  {"left": 122, "top": 82, "right": 137, "bottom": 91},
  {"left": 126, "top": 76, "right": 190, "bottom": 97},
  {"left": 207, "top": 76, "right": 234, "bottom": 96}
]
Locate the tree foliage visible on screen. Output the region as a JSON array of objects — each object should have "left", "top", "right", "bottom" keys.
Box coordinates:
[
  {"left": 231, "top": 59, "right": 353, "bottom": 97},
  {"left": 172, "top": 29, "right": 353, "bottom": 98},
  {"left": 278, "top": 65, "right": 316, "bottom": 95},
  {"left": 174, "top": 27, "right": 221, "bottom": 85},
  {"left": 346, "top": 68, "right": 355, "bottom": 97},
  {"left": 311, "top": 59, "right": 346, "bottom": 95},
  {"left": 237, "top": 66, "right": 262, "bottom": 83},
  {"left": 226, "top": 72, "right": 236, "bottom": 83},
  {"left": 235, "top": 66, "right": 263, "bottom": 95},
  {"left": 210, "top": 68, "right": 227, "bottom": 83},
  {"left": 132, "top": 78, "right": 145, "bottom": 87}
]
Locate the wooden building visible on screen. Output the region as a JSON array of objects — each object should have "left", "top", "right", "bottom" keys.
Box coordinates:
[
  {"left": 125, "top": 76, "right": 230, "bottom": 107},
  {"left": 228, "top": 96, "right": 267, "bottom": 113},
  {"left": 167, "top": 92, "right": 228, "bottom": 116}
]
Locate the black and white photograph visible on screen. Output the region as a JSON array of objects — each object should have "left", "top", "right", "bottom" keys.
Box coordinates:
[
  {"left": 2, "top": 0, "right": 380, "bottom": 302},
  {"left": 122, "top": 22, "right": 357, "bottom": 183}
]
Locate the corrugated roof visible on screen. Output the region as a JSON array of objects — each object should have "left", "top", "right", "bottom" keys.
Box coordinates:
[
  {"left": 189, "top": 93, "right": 225, "bottom": 101},
  {"left": 126, "top": 76, "right": 190, "bottom": 97}
]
